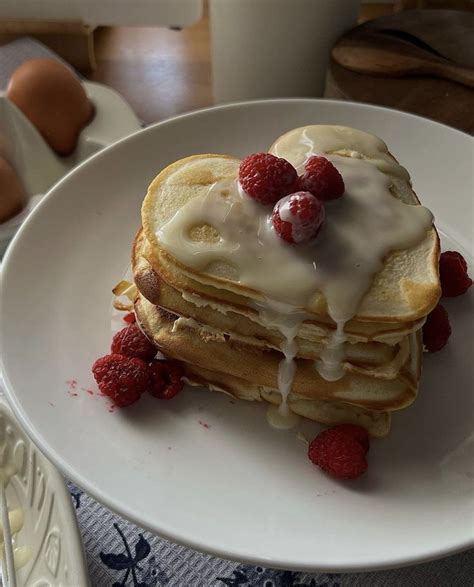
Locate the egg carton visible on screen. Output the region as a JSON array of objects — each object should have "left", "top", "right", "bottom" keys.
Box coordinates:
[{"left": 0, "top": 81, "right": 141, "bottom": 256}]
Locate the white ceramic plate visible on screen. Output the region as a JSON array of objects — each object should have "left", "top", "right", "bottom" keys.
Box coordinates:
[{"left": 1, "top": 100, "right": 473, "bottom": 572}]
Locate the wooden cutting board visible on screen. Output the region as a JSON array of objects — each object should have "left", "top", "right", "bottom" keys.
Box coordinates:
[
  {"left": 359, "top": 9, "right": 474, "bottom": 67},
  {"left": 327, "top": 10, "right": 474, "bottom": 134}
]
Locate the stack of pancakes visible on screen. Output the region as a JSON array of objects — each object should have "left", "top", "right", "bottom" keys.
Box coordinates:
[{"left": 133, "top": 127, "right": 440, "bottom": 437}]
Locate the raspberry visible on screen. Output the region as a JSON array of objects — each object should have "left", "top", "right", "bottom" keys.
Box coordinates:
[
  {"left": 272, "top": 191, "right": 325, "bottom": 244},
  {"left": 92, "top": 354, "right": 150, "bottom": 407},
  {"left": 423, "top": 303, "right": 451, "bottom": 352},
  {"left": 308, "top": 428, "right": 368, "bottom": 479},
  {"left": 332, "top": 424, "right": 370, "bottom": 453},
  {"left": 123, "top": 312, "right": 136, "bottom": 324},
  {"left": 111, "top": 323, "right": 156, "bottom": 361},
  {"left": 439, "top": 251, "right": 472, "bottom": 297},
  {"left": 299, "top": 156, "right": 345, "bottom": 201},
  {"left": 149, "top": 359, "right": 184, "bottom": 400},
  {"left": 239, "top": 153, "right": 297, "bottom": 205}
]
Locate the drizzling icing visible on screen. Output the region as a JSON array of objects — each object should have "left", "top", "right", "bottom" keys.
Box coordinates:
[
  {"left": 159, "top": 179, "right": 320, "bottom": 306},
  {"left": 156, "top": 126, "right": 433, "bottom": 421},
  {"left": 158, "top": 156, "right": 432, "bottom": 320},
  {"left": 317, "top": 321, "right": 347, "bottom": 381},
  {"left": 253, "top": 300, "right": 307, "bottom": 414}
]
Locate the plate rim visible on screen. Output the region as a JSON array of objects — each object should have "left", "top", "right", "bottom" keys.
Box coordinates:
[{"left": 1, "top": 98, "right": 473, "bottom": 573}]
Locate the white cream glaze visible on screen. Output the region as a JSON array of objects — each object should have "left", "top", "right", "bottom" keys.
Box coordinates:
[
  {"left": 180, "top": 286, "right": 413, "bottom": 345},
  {"left": 252, "top": 299, "right": 306, "bottom": 414},
  {"left": 158, "top": 156, "right": 432, "bottom": 320},
  {"left": 270, "top": 125, "right": 410, "bottom": 180},
  {"left": 266, "top": 404, "right": 301, "bottom": 430},
  {"left": 177, "top": 300, "right": 305, "bottom": 416},
  {"left": 171, "top": 316, "right": 226, "bottom": 342},
  {"left": 317, "top": 320, "right": 347, "bottom": 381},
  {"left": 157, "top": 126, "right": 433, "bottom": 415},
  {"left": 181, "top": 290, "right": 230, "bottom": 315},
  {"left": 277, "top": 192, "right": 325, "bottom": 244}
]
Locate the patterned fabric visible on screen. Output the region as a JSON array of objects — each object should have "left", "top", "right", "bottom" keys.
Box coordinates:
[{"left": 68, "top": 481, "right": 473, "bottom": 587}]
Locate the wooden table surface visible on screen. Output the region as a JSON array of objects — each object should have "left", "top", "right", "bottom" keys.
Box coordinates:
[
  {"left": 88, "top": 18, "right": 212, "bottom": 123},
  {"left": 86, "top": 5, "right": 473, "bottom": 133}
]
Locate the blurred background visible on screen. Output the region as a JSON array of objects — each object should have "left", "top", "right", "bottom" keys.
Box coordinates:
[
  {"left": 1, "top": 0, "right": 473, "bottom": 131},
  {"left": 0, "top": 2, "right": 472, "bottom": 585}
]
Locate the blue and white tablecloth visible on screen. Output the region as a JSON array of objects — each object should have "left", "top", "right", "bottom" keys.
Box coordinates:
[
  {"left": 67, "top": 480, "right": 473, "bottom": 587},
  {"left": 2, "top": 38, "right": 473, "bottom": 586}
]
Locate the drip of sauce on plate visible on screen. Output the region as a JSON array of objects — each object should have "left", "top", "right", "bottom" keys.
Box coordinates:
[{"left": 266, "top": 404, "right": 300, "bottom": 430}]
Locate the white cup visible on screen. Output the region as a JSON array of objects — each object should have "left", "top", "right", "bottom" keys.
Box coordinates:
[{"left": 210, "top": 0, "right": 360, "bottom": 103}]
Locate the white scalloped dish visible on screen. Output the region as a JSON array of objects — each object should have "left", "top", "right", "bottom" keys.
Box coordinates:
[{"left": 0, "top": 394, "right": 89, "bottom": 586}]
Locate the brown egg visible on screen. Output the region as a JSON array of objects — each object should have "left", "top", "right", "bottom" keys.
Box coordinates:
[
  {"left": 0, "top": 157, "right": 26, "bottom": 223},
  {"left": 7, "top": 59, "right": 93, "bottom": 156}
]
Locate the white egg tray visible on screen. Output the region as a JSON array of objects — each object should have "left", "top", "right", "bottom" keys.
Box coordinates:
[
  {"left": 0, "top": 81, "right": 141, "bottom": 255},
  {"left": 0, "top": 394, "right": 89, "bottom": 586}
]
